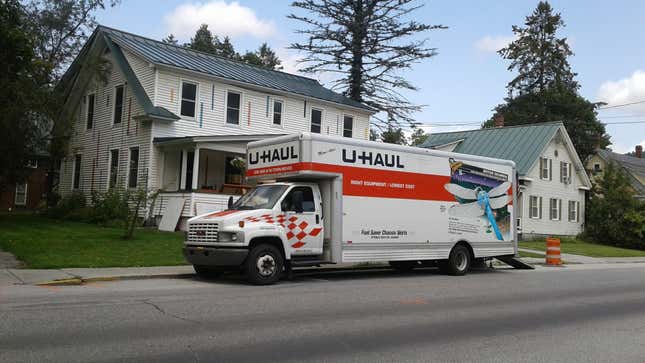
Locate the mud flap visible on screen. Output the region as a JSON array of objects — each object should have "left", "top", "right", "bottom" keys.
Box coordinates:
[{"left": 495, "top": 255, "right": 535, "bottom": 269}]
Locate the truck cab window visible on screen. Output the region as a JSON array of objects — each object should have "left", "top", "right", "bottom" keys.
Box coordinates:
[{"left": 281, "top": 187, "right": 315, "bottom": 212}]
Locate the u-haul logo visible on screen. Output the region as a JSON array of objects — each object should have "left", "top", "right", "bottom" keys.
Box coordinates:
[
  {"left": 249, "top": 146, "right": 298, "bottom": 165},
  {"left": 342, "top": 149, "right": 405, "bottom": 169}
]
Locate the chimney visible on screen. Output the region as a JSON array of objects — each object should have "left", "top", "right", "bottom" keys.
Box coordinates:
[
  {"left": 494, "top": 114, "right": 505, "bottom": 128},
  {"left": 636, "top": 145, "right": 643, "bottom": 158}
]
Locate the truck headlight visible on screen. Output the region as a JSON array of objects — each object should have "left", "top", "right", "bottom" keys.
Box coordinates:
[{"left": 218, "top": 232, "right": 240, "bottom": 242}]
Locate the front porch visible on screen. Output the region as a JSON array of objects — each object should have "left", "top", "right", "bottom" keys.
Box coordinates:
[{"left": 150, "top": 135, "right": 280, "bottom": 225}]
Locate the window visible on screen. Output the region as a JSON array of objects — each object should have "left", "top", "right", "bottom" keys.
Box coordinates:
[
  {"left": 226, "top": 91, "right": 241, "bottom": 124},
  {"left": 113, "top": 85, "right": 124, "bottom": 124},
  {"left": 568, "top": 200, "right": 579, "bottom": 222},
  {"left": 311, "top": 108, "right": 322, "bottom": 133},
  {"left": 281, "top": 186, "right": 315, "bottom": 212},
  {"left": 73, "top": 154, "right": 82, "bottom": 190},
  {"left": 273, "top": 100, "right": 283, "bottom": 126},
  {"left": 540, "top": 157, "right": 551, "bottom": 180},
  {"left": 180, "top": 81, "right": 197, "bottom": 118},
  {"left": 343, "top": 115, "right": 353, "bottom": 137},
  {"left": 560, "top": 161, "right": 571, "bottom": 184},
  {"left": 109, "top": 149, "right": 119, "bottom": 189},
  {"left": 529, "top": 195, "right": 542, "bottom": 219},
  {"left": 128, "top": 147, "right": 139, "bottom": 188},
  {"left": 593, "top": 163, "right": 602, "bottom": 174},
  {"left": 86, "top": 93, "right": 95, "bottom": 130},
  {"left": 549, "top": 198, "right": 562, "bottom": 221},
  {"left": 15, "top": 183, "right": 27, "bottom": 206}
]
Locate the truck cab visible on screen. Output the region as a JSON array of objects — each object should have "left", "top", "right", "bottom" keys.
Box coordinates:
[{"left": 184, "top": 182, "right": 327, "bottom": 284}]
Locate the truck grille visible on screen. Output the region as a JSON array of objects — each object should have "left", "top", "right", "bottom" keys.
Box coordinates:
[{"left": 187, "top": 222, "right": 219, "bottom": 245}]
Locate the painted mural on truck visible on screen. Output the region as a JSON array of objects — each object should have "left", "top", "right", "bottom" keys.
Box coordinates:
[{"left": 444, "top": 158, "right": 512, "bottom": 241}]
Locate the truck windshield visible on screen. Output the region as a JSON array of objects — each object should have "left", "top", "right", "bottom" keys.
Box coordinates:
[{"left": 231, "top": 185, "right": 288, "bottom": 210}]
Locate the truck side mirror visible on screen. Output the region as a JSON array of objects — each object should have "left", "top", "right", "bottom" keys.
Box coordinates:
[
  {"left": 227, "top": 196, "right": 234, "bottom": 209},
  {"left": 292, "top": 191, "right": 304, "bottom": 213}
]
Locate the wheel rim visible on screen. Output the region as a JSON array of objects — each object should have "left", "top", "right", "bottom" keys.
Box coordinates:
[
  {"left": 455, "top": 251, "right": 468, "bottom": 271},
  {"left": 256, "top": 254, "right": 276, "bottom": 277}
]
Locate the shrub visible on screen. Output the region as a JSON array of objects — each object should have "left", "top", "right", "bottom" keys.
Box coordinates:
[
  {"left": 90, "top": 189, "right": 130, "bottom": 226},
  {"left": 584, "top": 162, "right": 645, "bottom": 250},
  {"left": 46, "top": 192, "right": 87, "bottom": 220}
]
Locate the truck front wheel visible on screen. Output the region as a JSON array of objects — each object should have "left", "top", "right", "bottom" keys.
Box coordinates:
[
  {"left": 245, "top": 244, "right": 284, "bottom": 285},
  {"left": 439, "top": 245, "right": 471, "bottom": 276}
]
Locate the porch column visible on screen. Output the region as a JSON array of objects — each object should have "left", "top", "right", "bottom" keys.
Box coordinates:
[
  {"left": 192, "top": 147, "right": 200, "bottom": 190},
  {"left": 179, "top": 149, "right": 187, "bottom": 190}
]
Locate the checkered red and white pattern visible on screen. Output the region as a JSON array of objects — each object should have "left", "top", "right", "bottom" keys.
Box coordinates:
[{"left": 243, "top": 214, "right": 322, "bottom": 249}]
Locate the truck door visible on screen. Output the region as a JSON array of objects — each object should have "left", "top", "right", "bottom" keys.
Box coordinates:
[{"left": 280, "top": 186, "right": 324, "bottom": 255}]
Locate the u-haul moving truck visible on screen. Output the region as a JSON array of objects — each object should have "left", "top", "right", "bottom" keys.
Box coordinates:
[{"left": 184, "top": 133, "right": 519, "bottom": 284}]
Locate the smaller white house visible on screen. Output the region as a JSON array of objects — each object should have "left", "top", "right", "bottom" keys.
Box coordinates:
[{"left": 420, "top": 121, "right": 592, "bottom": 239}]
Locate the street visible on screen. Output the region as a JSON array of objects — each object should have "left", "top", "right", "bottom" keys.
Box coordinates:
[{"left": 2, "top": 265, "right": 645, "bottom": 362}]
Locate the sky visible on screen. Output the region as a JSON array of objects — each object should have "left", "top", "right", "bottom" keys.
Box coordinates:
[{"left": 96, "top": 0, "right": 645, "bottom": 154}]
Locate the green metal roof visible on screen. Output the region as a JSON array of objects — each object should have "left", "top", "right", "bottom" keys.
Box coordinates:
[
  {"left": 98, "top": 26, "right": 374, "bottom": 113},
  {"left": 419, "top": 122, "right": 563, "bottom": 175}
]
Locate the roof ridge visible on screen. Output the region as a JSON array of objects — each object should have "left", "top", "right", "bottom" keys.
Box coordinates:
[
  {"left": 97, "top": 24, "right": 320, "bottom": 84},
  {"left": 425, "top": 121, "right": 564, "bottom": 136}
]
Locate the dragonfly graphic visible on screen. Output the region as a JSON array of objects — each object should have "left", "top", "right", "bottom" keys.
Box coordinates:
[{"left": 444, "top": 181, "right": 512, "bottom": 240}]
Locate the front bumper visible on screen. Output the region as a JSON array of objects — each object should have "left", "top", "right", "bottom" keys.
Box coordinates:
[{"left": 183, "top": 246, "right": 249, "bottom": 267}]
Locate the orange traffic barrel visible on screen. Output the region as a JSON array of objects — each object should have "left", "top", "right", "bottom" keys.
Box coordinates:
[{"left": 546, "top": 238, "right": 562, "bottom": 265}]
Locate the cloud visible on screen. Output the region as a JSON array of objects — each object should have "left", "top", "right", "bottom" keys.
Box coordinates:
[
  {"left": 164, "top": 1, "right": 276, "bottom": 40},
  {"left": 474, "top": 35, "right": 515, "bottom": 53},
  {"left": 597, "top": 70, "right": 645, "bottom": 114}
]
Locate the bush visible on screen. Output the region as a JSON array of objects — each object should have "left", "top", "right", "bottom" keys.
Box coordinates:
[
  {"left": 46, "top": 192, "right": 87, "bottom": 220},
  {"left": 90, "top": 189, "right": 130, "bottom": 226},
  {"left": 584, "top": 162, "right": 645, "bottom": 250}
]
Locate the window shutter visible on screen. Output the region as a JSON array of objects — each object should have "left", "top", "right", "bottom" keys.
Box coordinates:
[
  {"left": 558, "top": 199, "right": 562, "bottom": 220},
  {"left": 539, "top": 197, "right": 542, "bottom": 219},
  {"left": 568, "top": 163, "right": 572, "bottom": 184},
  {"left": 549, "top": 159, "right": 552, "bottom": 180}
]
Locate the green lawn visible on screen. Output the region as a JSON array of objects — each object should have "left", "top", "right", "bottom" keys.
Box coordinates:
[
  {"left": 520, "top": 238, "right": 645, "bottom": 258},
  {"left": 0, "top": 214, "right": 186, "bottom": 269}
]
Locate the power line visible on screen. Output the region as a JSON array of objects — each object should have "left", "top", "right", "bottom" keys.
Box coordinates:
[
  {"left": 412, "top": 120, "right": 645, "bottom": 128},
  {"left": 598, "top": 100, "right": 645, "bottom": 110}
]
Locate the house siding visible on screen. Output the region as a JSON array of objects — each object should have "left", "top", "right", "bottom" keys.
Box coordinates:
[
  {"left": 520, "top": 132, "right": 586, "bottom": 238},
  {"left": 59, "top": 51, "right": 153, "bottom": 198},
  {"left": 147, "top": 67, "right": 371, "bottom": 191}
]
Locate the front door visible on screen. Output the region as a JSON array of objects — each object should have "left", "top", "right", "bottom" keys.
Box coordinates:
[{"left": 280, "top": 186, "right": 324, "bottom": 255}]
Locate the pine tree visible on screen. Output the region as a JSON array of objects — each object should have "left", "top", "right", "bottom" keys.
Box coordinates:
[
  {"left": 486, "top": 1, "right": 610, "bottom": 162},
  {"left": 241, "top": 43, "right": 282, "bottom": 70},
  {"left": 190, "top": 24, "right": 217, "bottom": 54},
  {"left": 499, "top": 1, "right": 577, "bottom": 96},
  {"left": 289, "top": 0, "right": 445, "bottom": 128},
  {"left": 216, "top": 36, "right": 236, "bottom": 59},
  {"left": 162, "top": 33, "right": 178, "bottom": 45},
  {"left": 409, "top": 128, "right": 429, "bottom": 146}
]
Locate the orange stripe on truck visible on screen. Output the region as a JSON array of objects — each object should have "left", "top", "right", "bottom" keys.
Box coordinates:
[{"left": 247, "top": 162, "right": 454, "bottom": 202}]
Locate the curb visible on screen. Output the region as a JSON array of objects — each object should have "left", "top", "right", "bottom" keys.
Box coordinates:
[{"left": 36, "top": 273, "right": 194, "bottom": 286}]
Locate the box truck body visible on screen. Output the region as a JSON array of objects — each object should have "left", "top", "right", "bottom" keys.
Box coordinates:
[{"left": 184, "top": 133, "right": 518, "bottom": 284}]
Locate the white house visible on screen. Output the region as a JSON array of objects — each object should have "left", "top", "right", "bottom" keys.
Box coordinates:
[
  {"left": 419, "top": 121, "right": 592, "bottom": 239},
  {"left": 57, "top": 26, "right": 375, "bottom": 226}
]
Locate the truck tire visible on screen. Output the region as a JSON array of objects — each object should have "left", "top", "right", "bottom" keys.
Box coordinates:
[
  {"left": 193, "top": 265, "right": 224, "bottom": 278},
  {"left": 245, "top": 244, "right": 284, "bottom": 285},
  {"left": 389, "top": 260, "right": 417, "bottom": 272},
  {"left": 439, "top": 245, "right": 471, "bottom": 276}
]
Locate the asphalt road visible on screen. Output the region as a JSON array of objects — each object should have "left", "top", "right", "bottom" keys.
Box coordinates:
[{"left": 2, "top": 265, "right": 645, "bottom": 363}]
